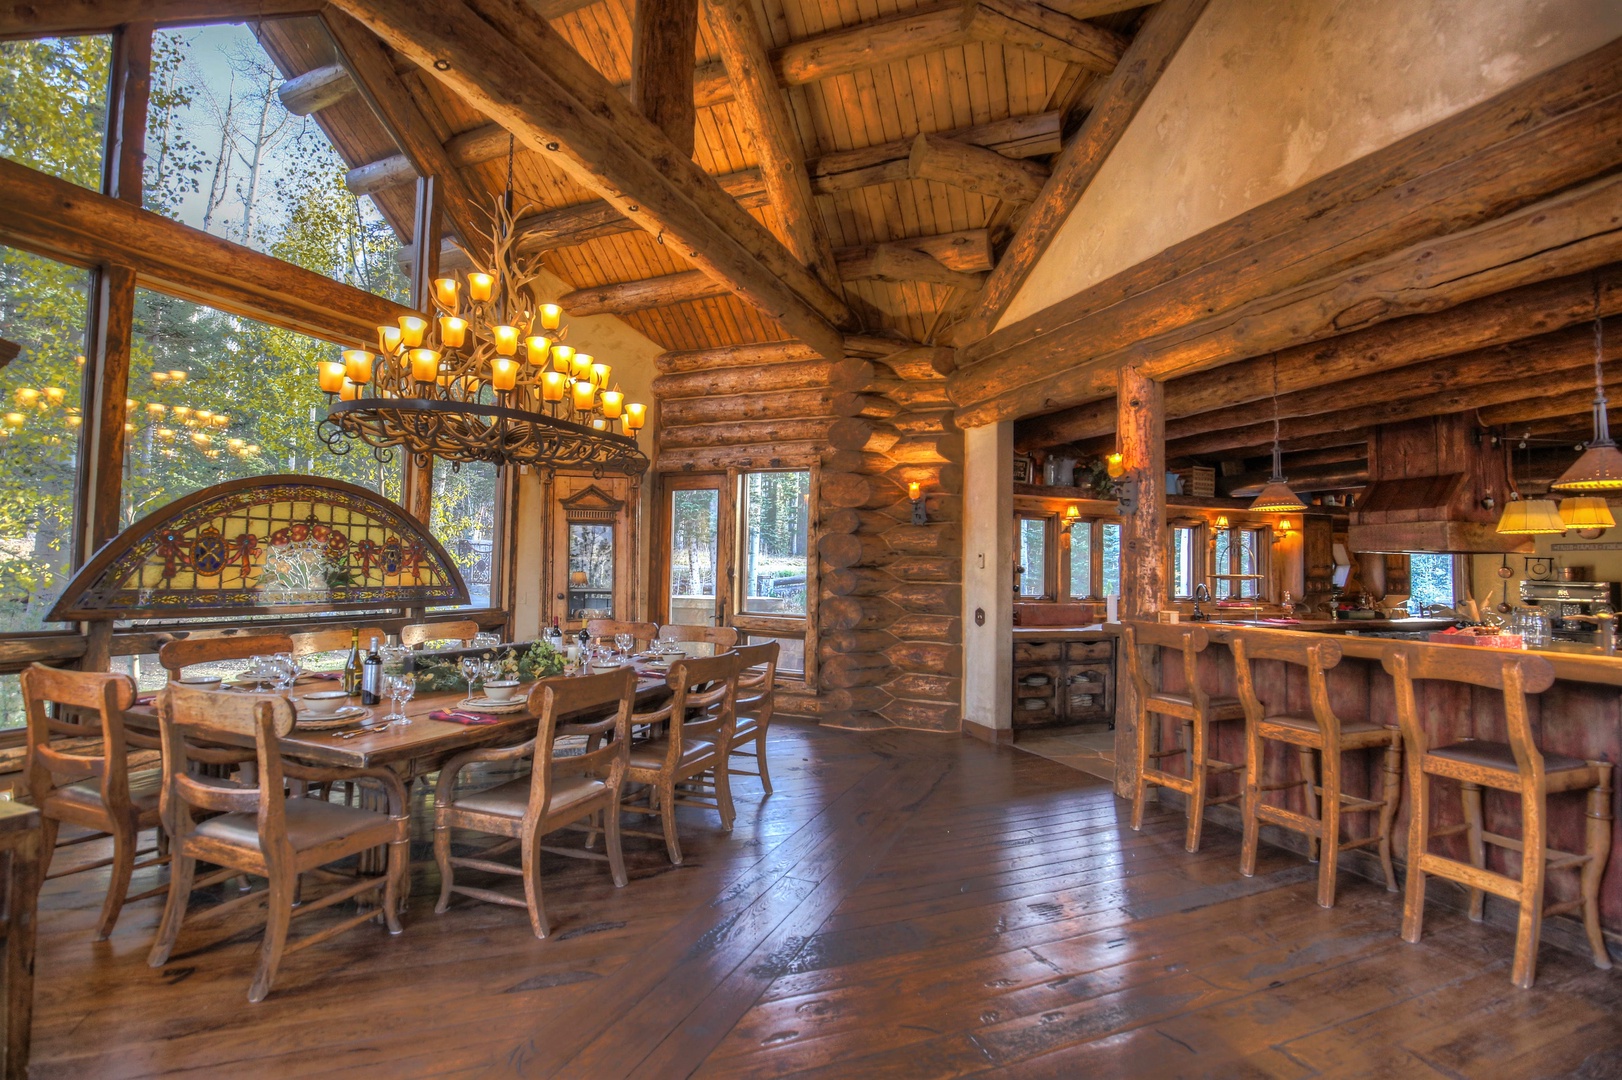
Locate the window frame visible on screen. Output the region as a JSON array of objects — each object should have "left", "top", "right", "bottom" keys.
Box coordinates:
[
  {"left": 1015, "top": 512, "right": 1056, "bottom": 600},
  {"left": 730, "top": 467, "right": 815, "bottom": 682},
  {"left": 1211, "top": 523, "right": 1273, "bottom": 602},
  {"left": 1169, "top": 520, "right": 1205, "bottom": 601}
]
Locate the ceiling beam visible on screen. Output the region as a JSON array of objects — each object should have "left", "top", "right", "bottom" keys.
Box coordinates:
[
  {"left": 0, "top": 155, "right": 406, "bottom": 344},
  {"left": 332, "top": 0, "right": 850, "bottom": 358},
  {"left": 706, "top": 0, "right": 841, "bottom": 293},
  {"left": 322, "top": 9, "right": 492, "bottom": 263},
  {"left": 908, "top": 133, "right": 1049, "bottom": 203},
  {"left": 952, "top": 38, "right": 1622, "bottom": 424},
  {"left": 631, "top": 0, "right": 699, "bottom": 157},
  {"left": 837, "top": 244, "right": 986, "bottom": 292},
  {"left": 0, "top": 0, "right": 317, "bottom": 38},
  {"left": 276, "top": 62, "right": 354, "bottom": 115},
  {"left": 338, "top": 0, "right": 1098, "bottom": 197},
  {"left": 560, "top": 270, "right": 725, "bottom": 315},
  {"left": 955, "top": 0, "right": 1210, "bottom": 343},
  {"left": 1016, "top": 264, "right": 1622, "bottom": 450}
]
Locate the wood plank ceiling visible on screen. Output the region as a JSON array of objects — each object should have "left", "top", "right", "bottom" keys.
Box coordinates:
[{"left": 258, "top": 0, "right": 1146, "bottom": 353}]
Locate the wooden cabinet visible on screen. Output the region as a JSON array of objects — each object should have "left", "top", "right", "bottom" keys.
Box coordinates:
[{"left": 1012, "top": 635, "right": 1116, "bottom": 732}]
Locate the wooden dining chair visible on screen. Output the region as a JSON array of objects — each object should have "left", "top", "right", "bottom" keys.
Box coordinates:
[
  {"left": 655, "top": 623, "right": 739, "bottom": 650},
  {"left": 288, "top": 627, "right": 385, "bottom": 658},
  {"left": 587, "top": 619, "right": 658, "bottom": 651},
  {"left": 432, "top": 668, "right": 636, "bottom": 937},
  {"left": 622, "top": 652, "right": 740, "bottom": 865},
  {"left": 1383, "top": 644, "right": 1612, "bottom": 989},
  {"left": 400, "top": 620, "right": 480, "bottom": 648},
  {"left": 147, "top": 685, "right": 409, "bottom": 1003},
  {"left": 18, "top": 665, "right": 166, "bottom": 940},
  {"left": 728, "top": 641, "right": 780, "bottom": 794},
  {"left": 1122, "top": 621, "right": 1247, "bottom": 853},
  {"left": 1230, "top": 628, "right": 1402, "bottom": 908},
  {"left": 157, "top": 633, "right": 296, "bottom": 679}
]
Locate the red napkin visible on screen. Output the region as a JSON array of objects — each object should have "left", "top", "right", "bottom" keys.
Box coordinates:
[
  {"left": 429, "top": 709, "right": 503, "bottom": 725},
  {"left": 135, "top": 692, "right": 157, "bottom": 706}
]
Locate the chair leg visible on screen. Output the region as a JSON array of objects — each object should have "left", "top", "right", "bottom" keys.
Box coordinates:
[
  {"left": 521, "top": 830, "right": 550, "bottom": 940},
  {"left": 756, "top": 730, "right": 774, "bottom": 795},
  {"left": 1510, "top": 787, "right": 1547, "bottom": 990},
  {"left": 659, "top": 783, "right": 683, "bottom": 866},
  {"left": 714, "top": 762, "right": 736, "bottom": 833},
  {"left": 1184, "top": 719, "right": 1206, "bottom": 854},
  {"left": 248, "top": 870, "right": 295, "bottom": 1003},
  {"left": 604, "top": 800, "right": 628, "bottom": 889},
  {"left": 1316, "top": 744, "right": 1341, "bottom": 909},
  {"left": 1297, "top": 747, "right": 1321, "bottom": 863},
  {"left": 94, "top": 818, "right": 138, "bottom": 941},
  {"left": 1239, "top": 718, "right": 1263, "bottom": 879},
  {"left": 1129, "top": 708, "right": 1154, "bottom": 832},
  {"left": 1377, "top": 737, "right": 1402, "bottom": 892},
  {"left": 433, "top": 821, "right": 455, "bottom": 915},
  {"left": 1401, "top": 770, "right": 1430, "bottom": 946},
  {"left": 383, "top": 837, "right": 406, "bottom": 936},
  {"left": 1582, "top": 771, "right": 1613, "bottom": 970},
  {"left": 37, "top": 817, "right": 59, "bottom": 881},
  {"left": 1461, "top": 781, "right": 1487, "bottom": 922},
  {"left": 147, "top": 853, "right": 195, "bottom": 968}
]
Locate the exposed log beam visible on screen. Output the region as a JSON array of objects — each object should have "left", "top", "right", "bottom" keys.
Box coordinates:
[
  {"left": 1158, "top": 361, "right": 1622, "bottom": 460},
  {"left": 631, "top": 0, "right": 700, "bottom": 157},
  {"left": 339, "top": 0, "right": 1095, "bottom": 197},
  {"left": 953, "top": 39, "right": 1622, "bottom": 423},
  {"left": 1223, "top": 462, "right": 1369, "bottom": 498},
  {"left": 333, "top": 0, "right": 849, "bottom": 358},
  {"left": 277, "top": 62, "right": 354, "bottom": 115},
  {"left": 706, "top": 0, "right": 840, "bottom": 292},
  {"left": 837, "top": 244, "right": 986, "bottom": 291},
  {"left": 322, "top": 9, "right": 491, "bottom": 262},
  {"left": 878, "top": 346, "right": 956, "bottom": 381},
  {"left": 957, "top": 168, "right": 1622, "bottom": 427},
  {"left": 655, "top": 340, "right": 821, "bottom": 373},
  {"left": 807, "top": 112, "right": 1060, "bottom": 196},
  {"left": 1016, "top": 265, "right": 1622, "bottom": 451},
  {"left": 958, "top": 0, "right": 1210, "bottom": 342},
  {"left": 1478, "top": 387, "right": 1614, "bottom": 428},
  {"left": 908, "top": 133, "right": 1048, "bottom": 203},
  {"left": 559, "top": 270, "right": 726, "bottom": 316},
  {"left": 0, "top": 155, "right": 407, "bottom": 344},
  {"left": 0, "top": 0, "right": 316, "bottom": 37}
]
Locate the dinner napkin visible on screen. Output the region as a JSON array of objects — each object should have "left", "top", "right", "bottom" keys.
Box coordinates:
[{"left": 429, "top": 709, "right": 502, "bottom": 725}]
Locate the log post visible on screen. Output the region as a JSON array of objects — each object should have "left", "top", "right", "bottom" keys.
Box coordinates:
[
  {"left": 1115, "top": 365, "right": 1164, "bottom": 798},
  {"left": 630, "top": 0, "right": 700, "bottom": 157}
]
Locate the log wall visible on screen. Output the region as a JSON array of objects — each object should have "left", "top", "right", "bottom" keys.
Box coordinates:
[{"left": 654, "top": 340, "right": 965, "bottom": 732}]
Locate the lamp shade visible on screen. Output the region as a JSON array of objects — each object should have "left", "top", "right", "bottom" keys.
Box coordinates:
[
  {"left": 1496, "top": 498, "right": 1566, "bottom": 535},
  {"left": 1558, "top": 496, "right": 1615, "bottom": 530},
  {"left": 1551, "top": 442, "right": 1622, "bottom": 492},
  {"left": 1249, "top": 481, "right": 1306, "bottom": 513}
]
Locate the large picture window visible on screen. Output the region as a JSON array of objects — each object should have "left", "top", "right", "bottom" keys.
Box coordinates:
[
  {"left": 1213, "top": 525, "right": 1268, "bottom": 600},
  {"left": 0, "top": 35, "right": 110, "bottom": 189},
  {"left": 430, "top": 459, "right": 499, "bottom": 610},
  {"left": 733, "top": 470, "right": 810, "bottom": 677}
]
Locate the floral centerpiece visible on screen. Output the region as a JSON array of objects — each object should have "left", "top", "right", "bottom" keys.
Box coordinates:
[{"left": 410, "top": 639, "right": 565, "bottom": 692}]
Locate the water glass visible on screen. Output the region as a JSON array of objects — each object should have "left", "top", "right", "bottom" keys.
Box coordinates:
[
  {"left": 384, "top": 673, "right": 415, "bottom": 725},
  {"left": 480, "top": 659, "right": 505, "bottom": 688},
  {"left": 614, "top": 632, "right": 634, "bottom": 658},
  {"left": 459, "top": 655, "right": 482, "bottom": 694},
  {"left": 473, "top": 632, "right": 501, "bottom": 650},
  {"left": 271, "top": 653, "right": 299, "bottom": 691}
]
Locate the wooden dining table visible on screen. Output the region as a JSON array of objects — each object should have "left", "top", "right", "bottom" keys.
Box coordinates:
[{"left": 120, "top": 669, "right": 673, "bottom": 773}]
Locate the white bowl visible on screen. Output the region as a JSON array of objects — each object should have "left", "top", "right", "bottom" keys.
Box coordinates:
[
  {"left": 299, "top": 690, "right": 351, "bottom": 718},
  {"left": 176, "top": 675, "right": 222, "bottom": 690},
  {"left": 483, "top": 680, "right": 520, "bottom": 702}
]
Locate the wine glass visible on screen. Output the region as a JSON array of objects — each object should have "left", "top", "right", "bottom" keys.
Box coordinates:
[
  {"left": 480, "top": 659, "right": 504, "bottom": 690},
  {"left": 459, "top": 655, "right": 482, "bottom": 695},
  {"left": 473, "top": 631, "right": 501, "bottom": 650},
  {"left": 384, "top": 673, "right": 415, "bottom": 725},
  {"left": 614, "top": 632, "right": 633, "bottom": 660}
]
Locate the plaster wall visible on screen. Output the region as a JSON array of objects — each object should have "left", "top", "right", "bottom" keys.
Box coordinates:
[
  {"left": 1001, "top": 0, "right": 1622, "bottom": 328},
  {"left": 963, "top": 422, "right": 1015, "bottom": 734},
  {"left": 510, "top": 268, "right": 662, "bottom": 639}
]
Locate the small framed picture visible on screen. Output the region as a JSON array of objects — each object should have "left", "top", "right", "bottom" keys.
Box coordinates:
[{"left": 1012, "top": 455, "right": 1034, "bottom": 484}]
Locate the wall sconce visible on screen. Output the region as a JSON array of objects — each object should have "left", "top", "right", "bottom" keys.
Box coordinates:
[
  {"left": 908, "top": 481, "right": 927, "bottom": 525},
  {"left": 1106, "top": 452, "right": 1125, "bottom": 479},
  {"left": 1061, "top": 504, "right": 1081, "bottom": 549},
  {"left": 1273, "top": 518, "right": 1293, "bottom": 543},
  {"left": 1214, "top": 514, "right": 1230, "bottom": 529}
]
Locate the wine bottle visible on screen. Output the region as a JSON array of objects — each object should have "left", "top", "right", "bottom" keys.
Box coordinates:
[
  {"left": 360, "top": 636, "right": 382, "bottom": 706},
  {"left": 342, "top": 628, "right": 361, "bottom": 695},
  {"left": 549, "top": 616, "right": 564, "bottom": 649}
]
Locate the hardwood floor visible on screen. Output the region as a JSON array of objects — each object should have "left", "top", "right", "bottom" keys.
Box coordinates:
[{"left": 25, "top": 723, "right": 1622, "bottom": 1078}]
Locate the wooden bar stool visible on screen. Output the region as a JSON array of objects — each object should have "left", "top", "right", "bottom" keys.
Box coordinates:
[
  {"left": 1230, "top": 628, "right": 1402, "bottom": 908},
  {"left": 1383, "top": 644, "right": 1613, "bottom": 989},
  {"left": 1122, "top": 621, "right": 1246, "bottom": 853}
]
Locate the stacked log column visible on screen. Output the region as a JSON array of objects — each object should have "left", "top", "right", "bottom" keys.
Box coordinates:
[
  {"left": 651, "top": 340, "right": 964, "bottom": 732},
  {"left": 818, "top": 346, "right": 963, "bottom": 732}
]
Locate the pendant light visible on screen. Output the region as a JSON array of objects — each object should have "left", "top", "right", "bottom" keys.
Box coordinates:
[
  {"left": 1551, "top": 278, "right": 1622, "bottom": 492},
  {"left": 1558, "top": 496, "right": 1615, "bottom": 531},
  {"left": 1496, "top": 436, "right": 1566, "bottom": 535},
  {"left": 1250, "top": 360, "right": 1306, "bottom": 513}
]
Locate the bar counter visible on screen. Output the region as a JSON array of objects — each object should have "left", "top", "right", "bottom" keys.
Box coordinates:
[{"left": 1133, "top": 620, "right": 1622, "bottom": 941}]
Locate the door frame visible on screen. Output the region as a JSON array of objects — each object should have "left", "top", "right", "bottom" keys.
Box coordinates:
[{"left": 652, "top": 471, "right": 730, "bottom": 629}]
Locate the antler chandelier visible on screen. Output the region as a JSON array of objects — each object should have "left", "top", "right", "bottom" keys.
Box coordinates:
[{"left": 316, "top": 194, "right": 648, "bottom": 477}]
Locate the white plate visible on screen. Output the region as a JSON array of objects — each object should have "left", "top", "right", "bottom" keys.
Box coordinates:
[
  {"left": 295, "top": 705, "right": 373, "bottom": 730},
  {"left": 457, "top": 696, "right": 528, "bottom": 714}
]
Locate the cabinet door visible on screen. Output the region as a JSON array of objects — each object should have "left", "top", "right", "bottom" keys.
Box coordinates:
[
  {"left": 1013, "top": 663, "right": 1063, "bottom": 728},
  {"left": 1064, "top": 662, "right": 1114, "bottom": 722}
]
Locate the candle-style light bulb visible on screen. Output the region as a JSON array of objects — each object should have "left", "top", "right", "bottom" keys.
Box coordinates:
[
  {"left": 539, "top": 304, "right": 562, "bottom": 330},
  {"left": 397, "top": 315, "right": 428, "bottom": 348},
  {"left": 318, "top": 361, "right": 345, "bottom": 394},
  {"left": 343, "top": 349, "right": 374, "bottom": 385},
  {"left": 600, "top": 389, "right": 623, "bottom": 418},
  {"left": 572, "top": 379, "right": 597, "bottom": 412},
  {"left": 541, "top": 370, "right": 567, "bottom": 402},
  {"left": 410, "top": 347, "right": 440, "bottom": 383},
  {"left": 551, "top": 344, "right": 575, "bottom": 373},
  {"left": 439, "top": 316, "right": 468, "bottom": 349},
  {"left": 525, "top": 335, "right": 552, "bottom": 365},
  {"left": 590, "top": 361, "right": 611, "bottom": 388},
  {"left": 492, "top": 325, "right": 519, "bottom": 356},
  {"left": 434, "top": 277, "right": 461, "bottom": 310},
  {"left": 378, "top": 325, "right": 403, "bottom": 355},
  {"left": 624, "top": 402, "right": 647, "bottom": 431},
  {"left": 467, "top": 272, "right": 494, "bottom": 302},
  {"left": 491, "top": 357, "right": 517, "bottom": 392}
]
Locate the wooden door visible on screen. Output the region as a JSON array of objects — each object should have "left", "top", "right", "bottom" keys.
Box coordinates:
[
  {"left": 548, "top": 475, "right": 636, "bottom": 632},
  {"left": 654, "top": 473, "right": 729, "bottom": 628}
]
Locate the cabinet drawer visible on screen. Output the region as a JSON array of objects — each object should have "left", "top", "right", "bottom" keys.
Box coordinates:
[
  {"left": 1014, "top": 641, "right": 1062, "bottom": 662},
  {"left": 1013, "top": 695, "right": 1061, "bottom": 728},
  {"left": 1066, "top": 640, "right": 1113, "bottom": 661},
  {"left": 1014, "top": 664, "right": 1061, "bottom": 700}
]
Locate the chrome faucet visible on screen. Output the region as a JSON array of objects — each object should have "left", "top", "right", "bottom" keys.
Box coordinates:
[{"left": 1190, "top": 583, "right": 1211, "bottom": 622}]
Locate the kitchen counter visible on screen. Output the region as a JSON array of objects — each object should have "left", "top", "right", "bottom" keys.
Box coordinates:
[{"left": 1012, "top": 624, "right": 1114, "bottom": 640}]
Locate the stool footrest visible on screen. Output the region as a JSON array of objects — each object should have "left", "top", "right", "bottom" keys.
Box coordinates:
[
  {"left": 1147, "top": 748, "right": 1187, "bottom": 760},
  {"left": 1207, "top": 761, "right": 1243, "bottom": 775},
  {"left": 1417, "top": 852, "right": 1521, "bottom": 901},
  {"left": 1140, "top": 769, "right": 1194, "bottom": 795},
  {"left": 1430, "top": 823, "right": 1470, "bottom": 839},
  {"left": 1256, "top": 804, "right": 1320, "bottom": 835},
  {"left": 1339, "top": 833, "right": 1384, "bottom": 852},
  {"left": 1545, "top": 898, "right": 1585, "bottom": 918},
  {"left": 1257, "top": 779, "right": 1306, "bottom": 793},
  {"left": 1337, "top": 795, "right": 1387, "bottom": 814},
  {"left": 1206, "top": 791, "right": 1243, "bottom": 807}
]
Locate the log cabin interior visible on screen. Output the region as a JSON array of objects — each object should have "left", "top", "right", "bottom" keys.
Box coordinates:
[{"left": 0, "top": 0, "right": 1619, "bottom": 1075}]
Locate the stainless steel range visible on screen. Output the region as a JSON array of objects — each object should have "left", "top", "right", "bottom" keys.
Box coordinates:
[{"left": 1519, "top": 580, "right": 1620, "bottom": 642}]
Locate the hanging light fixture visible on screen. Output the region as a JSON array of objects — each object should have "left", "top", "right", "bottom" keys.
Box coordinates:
[
  {"left": 1558, "top": 496, "right": 1614, "bottom": 531},
  {"left": 1551, "top": 278, "right": 1622, "bottom": 493},
  {"left": 1250, "top": 362, "right": 1306, "bottom": 513},
  {"left": 318, "top": 138, "right": 648, "bottom": 476},
  {"left": 1496, "top": 495, "right": 1567, "bottom": 535}
]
